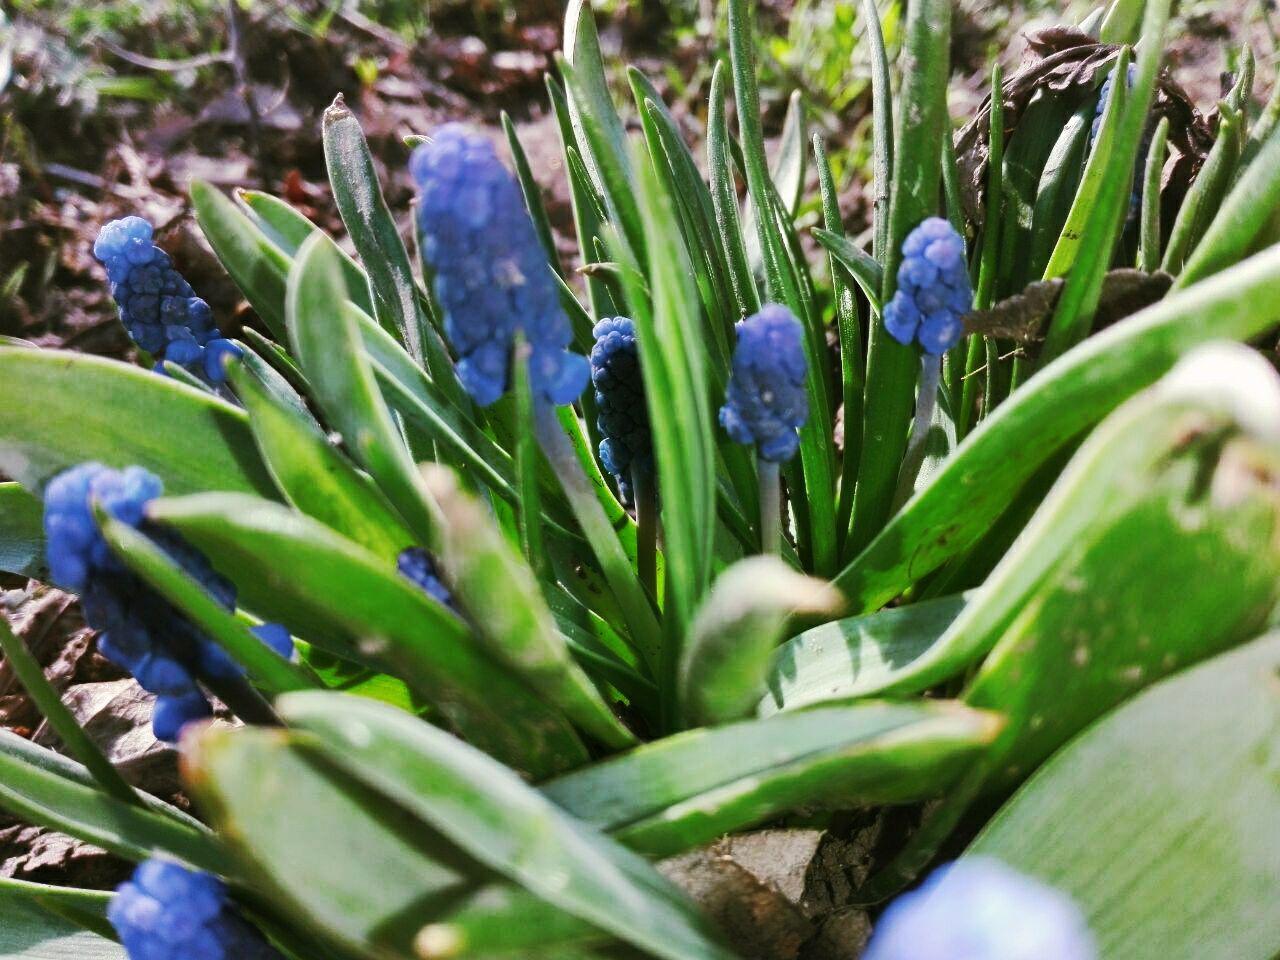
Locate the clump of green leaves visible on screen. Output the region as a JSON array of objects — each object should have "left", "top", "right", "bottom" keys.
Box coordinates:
[{"left": 3, "top": 0, "right": 1280, "bottom": 957}]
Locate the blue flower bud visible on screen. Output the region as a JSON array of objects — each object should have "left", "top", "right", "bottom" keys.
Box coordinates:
[
  {"left": 883, "top": 218, "right": 972, "bottom": 355},
  {"left": 93, "top": 217, "right": 241, "bottom": 385},
  {"left": 1091, "top": 63, "right": 1137, "bottom": 142},
  {"left": 397, "top": 547, "right": 456, "bottom": 611},
  {"left": 109, "top": 860, "right": 283, "bottom": 960},
  {"left": 410, "top": 124, "right": 588, "bottom": 407},
  {"left": 589, "top": 317, "right": 652, "bottom": 502},
  {"left": 863, "top": 858, "right": 1097, "bottom": 960},
  {"left": 43, "top": 463, "right": 285, "bottom": 741},
  {"left": 719, "top": 304, "right": 810, "bottom": 463}
]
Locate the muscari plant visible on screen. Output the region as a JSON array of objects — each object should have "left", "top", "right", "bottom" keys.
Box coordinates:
[{"left": 2, "top": 0, "right": 1280, "bottom": 957}]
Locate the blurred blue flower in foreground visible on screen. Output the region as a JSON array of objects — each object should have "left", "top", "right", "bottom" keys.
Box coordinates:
[
  {"left": 719, "top": 304, "right": 810, "bottom": 463},
  {"left": 93, "top": 217, "right": 242, "bottom": 385},
  {"left": 410, "top": 123, "right": 587, "bottom": 407},
  {"left": 110, "top": 860, "right": 283, "bottom": 960},
  {"left": 43, "top": 463, "right": 290, "bottom": 741},
  {"left": 882, "top": 217, "right": 972, "bottom": 355},
  {"left": 590, "top": 317, "right": 653, "bottom": 502},
  {"left": 864, "top": 857, "right": 1097, "bottom": 960}
]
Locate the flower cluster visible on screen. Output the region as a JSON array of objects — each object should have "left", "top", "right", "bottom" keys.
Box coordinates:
[
  {"left": 883, "top": 218, "right": 973, "bottom": 355},
  {"left": 109, "top": 860, "right": 284, "bottom": 960},
  {"left": 410, "top": 124, "right": 588, "bottom": 407},
  {"left": 93, "top": 217, "right": 242, "bottom": 385},
  {"left": 397, "top": 547, "right": 456, "bottom": 611},
  {"left": 590, "top": 317, "right": 653, "bottom": 502},
  {"left": 43, "top": 463, "right": 291, "bottom": 741},
  {"left": 864, "top": 858, "right": 1097, "bottom": 960},
  {"left": 719, "top": 304, "right": 810, "bottom": 464}
]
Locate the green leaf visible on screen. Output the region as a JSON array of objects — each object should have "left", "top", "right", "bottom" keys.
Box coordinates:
[
  {"left": 1138, "top": 116, "right": 1170, "bottom": 273},
  {"left": 0, "top": 877, "right": 122, "bottom": 960},
  {"left": 969, "top": 630, "right": 1280, "bottom": 960},
  {"left": 150, "top": 492, "right": 588, "bottom": 777},
  {"left": 862, "top": 0, "right": 894, "bottom": 260},
  {"left": 0, "top": 348, "right": 276, "bottom": 499},
  {"left": 542, "top": 701, "right": 1001, "bottom": 858},
  {"left": 832, "top": 240, "right": 1280, "bottom": 616},
  {"left": 0, "top": 730, "right": 229, "bottom": 874},
  {"left": 679, "top": 556, "right": 842, "bottom": 726},
  {"left": 1176, "top": 119, "right": 1280, "bottom": 287},
  {"left": 706, "top": 62, "right": 760, "bottom": 318},
  {"left": 560, "top": 0, "right": 643, "bottom": 260},
  {"left": 500, "top": 112, "right": 564, "bottom": 280},
  {"left": 186, "top": 724, "right": 550, "bottom": 960},
  {"left": 961, "top": 343, "right": 1280, "bottom": 789},
  {"left": 235, "top": 188, "right": 377, "bottom": 317},
  {"left": 0, "top": 481, "right": 44, "bottom": 578},
  {"left": 286, "top": 234, "right": 439, "bottom": 550},
  {"left": 848, "top": 0, "right": 952, "bottom": 556},
  {"left": 1161, "top": 103, "right": 1242, "bottom": 274},
  {"left": 226, "top": 351, "right": 413, "bottom": 559},
  {"left": 762, "top": 591, "right": 971, "bottom": 716},
  {"left": 418, "top": 465, "right": 637, "bottom": 749},
  {"left": 811, "top": 227, "right": 884, "bottom": 311},
  {"left": 98, "top": 515, "right": 316, "bottom": 697},
  {"left": 322, "top": 95, "right": 430, "bottom": 363},
  {"left": 282, "top": 692, "right": 736, "bottom": 960},
  {"left": 190, "top": 179, "right": 291, "bottom": 342}
]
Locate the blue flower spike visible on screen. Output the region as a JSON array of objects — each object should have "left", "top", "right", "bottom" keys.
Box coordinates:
[
  {"left": 43, "top": 462, "right": 290, "bottom": 742},
  {"left": 93, "top": 217, "right": 242, "bottom": 385},
  {"left": 882, "top": 217, "right": 973, "bottom": 356},
  {"left": 719, "top": 304, "right": 810, "bottom": 464},
  {"left": 864, "top": 858, "right": 1097, "bottom": 960},
  {"left": 590, "top": 317, "right": 653, "bottom": 503},
  {"left": 397, "top": 547, "right": 457, "bottom": 611},
  {"left": 110, "top": 860, "right": 284, "bottom": 960},
  {"left": 410, "top": 124, "right": 588, "bottom": 407}
]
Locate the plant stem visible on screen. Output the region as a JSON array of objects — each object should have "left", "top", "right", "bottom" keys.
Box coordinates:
[
  {"left": 0, "top": 615, "right": 143, "bottom": 807},
  {"left": 893, "top": 354, "right": 941, "bottom": 512},
  {"left": 633, "top": 467, "right": 658, "bottom": 601},
  {"left": 758, "top": 459, "right": 782, "bottom": 555},
  {"left": 203, "top": 674, "right": 283, "bottom": 730}
]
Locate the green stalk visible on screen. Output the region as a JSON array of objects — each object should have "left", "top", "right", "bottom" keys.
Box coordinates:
[
  {"left": 513, "top": 342, "right": 549, "bottom": 580},
  {"left": 758, "top": 460, "right": 782, "bottom": 557},
  {"left": 1138, "top": 117, "right": 1170, "bottom": 273},
  {"left": 893, "top": 355, "right": 941, "bottom": 511},
  {"left": 633, "top": 466, "right": 658, "bottom": 602},
  {"left": 0, "top": 616, "right": 142, "bottom": 807}
]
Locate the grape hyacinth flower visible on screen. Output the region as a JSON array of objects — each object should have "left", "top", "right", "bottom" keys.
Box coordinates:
[
  {"left": 882, "top": 217, "right": 972, "bottom": 356},
  {"left": 397, "top": 547, "right": 456, "bottom": 610},
  {"left": 590, "top": 317, "right": 653, "bottom": 504},
  {"left": 863, "top": 858, "right": 1097, "bottom": 960},
  {"left": 410, "top": 124, "right": 588, "bottom": 407},
  {"left": 720, "top": 304, "right": 809, "bottom": 554},
  {"left": 93, "top": 217, "right": 242, "bottom": 385},
  {"left": 719, "top": 304, "right": 810, "bottom": 464},
  {"left": 110, "top": 860, "right": 284, "bottom": 960},
  {"left": 43, "top": 463, "right": 290, "bottom": 741}
]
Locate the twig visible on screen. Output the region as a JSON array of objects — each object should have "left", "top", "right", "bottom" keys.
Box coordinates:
[{"left": 98, "top": 37, "right": 233, "bottom": 72}]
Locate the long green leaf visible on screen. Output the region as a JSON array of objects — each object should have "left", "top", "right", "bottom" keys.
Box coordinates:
[
  {"left": 418, "top": 465, "right": 636, "bottom": 749},
  {"left": 286, "top": 235, "right": 439, "bottom": 550},
  {"left": 0, "top": 481, "right": 44, "bottom": 578},
  {"left": 150, "top": 492, "right": 588, "bottom": 777},
  {"left": 0, "top": 730, "right": 229, "bottom": 875},
  {"left": 848, "top": 0, "right": 952, "bottom": 555},
  {"left": 282, "top": 692, "right": 736, "bottom": 960},
  {"left": 0, "top": 348, "right": 275, "bottom": 499},
  {"left": 679, "top": 556, "right": 841, "bottom": 726},
  {"left": 227, "top": 351, "right": 413, "bottom": 559},
  {"left": 969, "top": 631, "right": 1280, "bottom": 959},
  {"left": 762, "top": 592, "right": 971, "bottom": 715},
  {"left": 0, "top": 878, "right": 121, "bottom": 960},
  {"left": 190, "top": 179, "right": 291, "bottom": 341},
  {"left": 542, "top": 701, "right": 1001, "bottom": 857},
  {"left": 831, "top": 240, "right": 1280, "bottom": 615}
]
